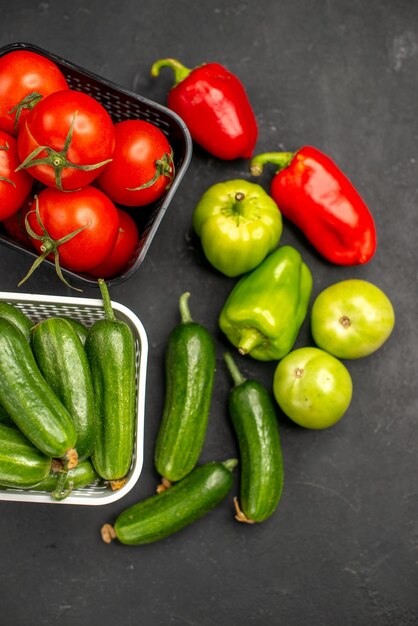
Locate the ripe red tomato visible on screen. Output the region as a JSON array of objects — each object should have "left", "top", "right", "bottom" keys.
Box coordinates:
[
  {"left": 26, "top": 186, "right": 119, "bottom": 272},
  {"left": 0, "top": 50, "right": 68, "bottom": 136},
  {"left": 97, "top": 119, "right": 174, "bottom": 206},
  {"left": 17, "top": 89, "right": 115, "bottom": 191},
  {"left": 88, "top": 208, "right": 139, "bottom": 278},
  {"left": 0, "top": 129, "right": 33, "bottom": 220},
  {"left": 2, "top": 193, "right": 34, "bottom": 246}
]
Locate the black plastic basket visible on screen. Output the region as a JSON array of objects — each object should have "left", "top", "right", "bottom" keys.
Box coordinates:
[{"left": 0, "top": 42, "right": 192, "bottom": 288}]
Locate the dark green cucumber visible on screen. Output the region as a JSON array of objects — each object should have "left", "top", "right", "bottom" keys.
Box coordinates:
[
  {"left": 224, "top": 352, "right": 284, "bottom": 523},
  {"left": 0, "top": 423, "right": 52, "bottom": 488},
  {"left": 31, "top": 458, "right": 100, "bottom": 500},
  {"left": 57, "top": 317, "right": 88, "bottom": 345},
  {"left": 31, "top": 317, "right": 96, "bottom": 460},
  {"left": 101, "top": 459, "right": 237, "bottom": 545},
  {"left": 0, "top": 402, "right": 14, "bottom": 426},
  {"left": 0, "top": 317, "right": 78, "bottom": 466},
  {"left": 154, "top": 292, "right": 216, "bottom": 484},
  {"left": 0, "top": 301, "right": 33, "bottom": 343},
  {"left": 85, "top": 279, "right": 136, "bottom": 482}
]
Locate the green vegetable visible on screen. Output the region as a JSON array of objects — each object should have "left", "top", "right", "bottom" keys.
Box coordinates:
[
  {"left": 273, "top": 347, "right": 353, "bottom": 429},
  {"left": 0, "top": 317, "right": 78, "bottom": 466},
  {"left": 0, "top": 402, "right": 13, "bottom": 426},
  {"left": 31, "top": 317, "right": 97, "bottom": 460},
  {"left": 57, "top": 316, "right": 89, "bottom": 345},
  {"left": 219, "top": 245, "right": 313, "bottom": 361},
  {"left": 85, "top": 279, "right": 136, "bottom": 483},
  {"left": 0, "top": 301, "right": 33, "bottom": 342},
  {"left": 0, "top": 423, "right": 52, "bottom": 489},
  {"left": 101, "top": 459, "right": 237, "bottom": 545},
  {"left": 31, "top": 458, "right": 100, "bottom": 500},
  {"left": 224, "top": 352, "right": 284, "bottom": 523},
  {"left": 154, "top": 292, "right": 216, "bottom": 484},
  {"left": 311, "top": 279, "right": 395, "bottom": 359},
  {"left": 192, "top": 179, "right": 282, "bottom": 277}
]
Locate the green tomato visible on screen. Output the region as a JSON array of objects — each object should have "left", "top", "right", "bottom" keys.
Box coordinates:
[
  {"left": 311, "top": 279, "right": 395, "bottom": 359},
  {"left": 273, "top": 347, "right": 353, "bottom": 429},
  {"left": 192, "top": 179, "right": 282, "bottom": 277}
]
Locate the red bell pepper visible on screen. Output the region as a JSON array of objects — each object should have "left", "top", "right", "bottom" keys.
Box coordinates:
[
  {"left": 250, "top": 147, "right": 377, "bottom": 265},
  {"left": 151, "top": 58, "right": 258, "bottom": 161}
]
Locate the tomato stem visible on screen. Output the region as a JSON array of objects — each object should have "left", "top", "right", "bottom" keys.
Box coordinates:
[
  {"left": 17, "top": 197, "right": 88, "bottom": 291},
  {"left": 8, "top": 91, "right": 43, "bottom": 131},
  {"left": 15, "top": 111, "right": 112, "bottom": 191},
  {"left": 0, "top": 143, "right": 15, "bottom": 185},
  {"left": 126, "top": 150, "right": 174, "bottom": 193},
  {"left": 0, "top": 176, "right": 15, "bottom": 187}
]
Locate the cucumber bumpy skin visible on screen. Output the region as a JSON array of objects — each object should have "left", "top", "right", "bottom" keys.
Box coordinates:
[
  {"left": 154, "top": 292, "right": 216, "bottom": 485},
  {"left": 224, "top": 352, "right": 284, "bottom": 523},
  {"left": 0, "top": 317, "right": 78, "bottom": 468},
  {"left": 85, "top": 279, "right": 136, "bottom": 483},
  {"left": 31, "top": 317, "right": 97, "bottom": 461},
  {"left": 0, "top": 423, "right": 52, "bottom": 489},
  {"left": 101, "top": 459, "right": 238, "bottom": 545}
]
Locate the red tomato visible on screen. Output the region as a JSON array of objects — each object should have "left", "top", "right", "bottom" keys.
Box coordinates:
[
  {"left": 26, "top": 186, "right": 119, "bottom": 272},
  {"left": 97, "top": 119, "right": 174, "bottom": 206},
  {"left": 2, "top": 193, "right": 34, "bottom": 246},
  {"left": 88, "top": 208, "right": 139, "bottom": 278},
  {"left": 0, "top": 50, "right": 68, "bottom": 136},
  {"left": 0, "top": 129, "right": 33, "bottom": 220},
  {"left": 17, "top": 89, "right": 115, "bottom": 191}
]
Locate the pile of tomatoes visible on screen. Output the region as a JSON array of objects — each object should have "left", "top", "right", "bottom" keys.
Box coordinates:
[{"left": 0, "top": 49, "right": 175, "bottom": 281}]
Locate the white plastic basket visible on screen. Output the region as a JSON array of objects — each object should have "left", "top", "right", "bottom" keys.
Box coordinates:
[{"left": 0, "top": 291, "right": 148, "bottom": 505}]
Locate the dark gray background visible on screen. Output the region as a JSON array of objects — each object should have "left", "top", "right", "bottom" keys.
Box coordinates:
[{"left": 0, "top": 1, "right": 417, "bottom": 624}]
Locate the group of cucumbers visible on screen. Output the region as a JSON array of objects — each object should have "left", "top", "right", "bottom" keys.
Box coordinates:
[
  {"left": 0, "top": 279, "right": 137, "bottom": 500},
  {"left": 101, "top": 292, "right": 284, "bottom": 546}
]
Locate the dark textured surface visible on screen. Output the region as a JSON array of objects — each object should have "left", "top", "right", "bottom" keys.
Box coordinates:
[{"left": 0, "top": 1, "right": 417, "bottom": 624}]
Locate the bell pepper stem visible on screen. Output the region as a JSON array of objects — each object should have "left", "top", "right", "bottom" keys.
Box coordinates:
[
  {"left": 179, "top": 291, "right": 193, "bottom": 323},
  {"left": 250, "top": 152, "right": 294, "bottom": 176},
  {"left": 150, "top": 58, "right": 192, "bottom": 85},
  {"left": 224, "top": 352, "right": 246, "bottom": 387},
  {"left": 238, "top": 328, "right": 264, "bottom": 355}
]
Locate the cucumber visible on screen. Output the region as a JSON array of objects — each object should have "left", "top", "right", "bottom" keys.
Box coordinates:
[
  {"left": 0, "top": 402, "right": 14, "bottom": 426},
  {"left": 57, "top": 317, "right": 88, "bottom": 345},
  {"left": 0, "top": 423, "right": 52, "bottom": 489},
  {"left": 224, "top": 352, "right": 284, "bottom": 523},
  {"left": 0, "top": 317, "right": 78, "bottom": 467},
  {"left": 0, "top": 301, "right": 33, "bottom": 343},
  {"left": 31, "top": 317, "right": 96, "bottom": 460},
  {"left": 85, "top": 279, "right": 136, "bottom": 482},
  {"left": 31, "top": 458, "right": 100, "bottom": 500},
  {"left": 101, "top": 459, "right": 237, "bottom": 545},
  {"left": 154, "top": 292, "right": 216, "bottom": 484}
]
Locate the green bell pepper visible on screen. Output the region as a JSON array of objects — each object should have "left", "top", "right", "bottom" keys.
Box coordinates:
[
  {"left": 219, "top": 245, "right": 313, "bottom": 361},
  {"left": 192, "top": 179, "right": 282, "bottom": 277}
]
